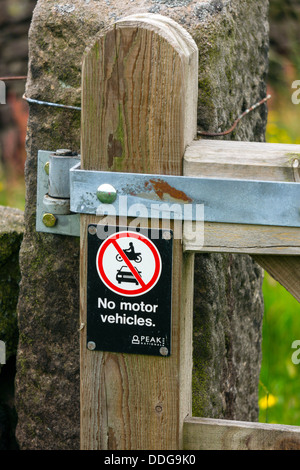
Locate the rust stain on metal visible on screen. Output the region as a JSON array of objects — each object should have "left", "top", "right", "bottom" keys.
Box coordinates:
[{"left": 149, "top": 178, "right": 192, "bottom": 203}]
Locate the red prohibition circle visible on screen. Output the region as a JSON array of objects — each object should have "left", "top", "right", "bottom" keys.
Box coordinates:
[{"left": 96, "top": 231, "right": 162, "bottom": 296}]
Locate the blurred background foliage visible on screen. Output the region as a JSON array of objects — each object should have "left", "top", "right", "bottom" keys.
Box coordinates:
[
  {"left": 259, "top": 0, "right": 300, "bottom": 425},
  {"left": 0, "top": 0, "right": 33, "bottom": 209},
  {"left": 0, "top": 0, "right": 300, "bottom": 425}
]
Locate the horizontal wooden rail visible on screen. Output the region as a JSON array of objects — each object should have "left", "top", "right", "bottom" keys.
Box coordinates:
[
  {"left": 184, "top": 222, "right": 300, "bottom": 255},
  {"left": 182, "top": 139, "right": 300, "bottom": 303},
  {"left": 183, "top": 139, "right": 300, "bottom": 256},
  {"left": 184, "top": 139, "right": 300, "bottom": 182},
  {"left": 183, "top": 416, "right": 300, "bottom": 450}
]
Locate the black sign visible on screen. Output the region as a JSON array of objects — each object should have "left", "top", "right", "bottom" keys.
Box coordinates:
[{"left": 86, "top": 225, "right": 173, "bottom": 356}]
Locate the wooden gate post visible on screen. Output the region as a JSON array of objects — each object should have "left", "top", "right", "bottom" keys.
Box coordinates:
[{"left": 80, "top": 14, "right": 198, "bottom": 450}]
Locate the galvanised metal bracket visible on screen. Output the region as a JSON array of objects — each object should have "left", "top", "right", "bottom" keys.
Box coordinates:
[
  {"left": 36, "top": 150, "right": 80, "bottom": 236},
  {"left": 37, "top": 149, "right": 300, "bottom": 237},
  {"left": 69, "top": 164, "right": 300, "bottom": 227}
]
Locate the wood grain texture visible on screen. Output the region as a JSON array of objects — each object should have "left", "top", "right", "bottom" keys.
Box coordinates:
[
  {"left": 183, "top": 222, "right": 300, "bottom": 255},
  {"left": 183, "top": 417, "right": 300, "bottom": 450},
  {"left": 184, "top": 139, "right": 300, "bottom": 182},
  {"left": 183, "top": 138, "right": 300, "bottom": 255},
  {"left": 80, "top": 14, "right": 198, "bottom": 450},
  {"left": 183, "top": 138, "right": 300, "bottom": 302},
  {"left": 253, "top": 255, "right": 300, "bottom": 303}
]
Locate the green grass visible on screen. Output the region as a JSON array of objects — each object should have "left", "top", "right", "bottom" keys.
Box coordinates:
[
  {"left": 266, "top": 96, "right": 300, "bottom": 145},
  {"left": 259, "top": 273, "right": 300, "bottom": 425}
]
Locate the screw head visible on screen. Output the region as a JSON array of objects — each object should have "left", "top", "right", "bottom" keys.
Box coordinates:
[
  {"left": 88, "top": 225, "right": 97, "bottom": 235},
  {"left": 87, "top": 341, "right": 96, "bottom": 350},
  {"left": 159, "top": 347, "right": 169, "bottom": 356},
  {"left": 96, "top": 184, "right": 117, "bottom": 204},
  {"left": 162, "top": 231, "right": 172, "bottom": 240},
  {"left": 42, "top": 213, "right": 57, "bottom": 227}
]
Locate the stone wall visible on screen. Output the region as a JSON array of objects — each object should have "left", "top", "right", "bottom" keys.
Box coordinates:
[
  {"left": 0, "top": 206, "right": 24, "bottom": 450},
  {"left": 15, "top": 0, "right": 268, "bottom": 450}
]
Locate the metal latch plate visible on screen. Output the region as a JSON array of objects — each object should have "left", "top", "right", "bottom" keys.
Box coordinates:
[{"left": 70, "top": 164, "right": 300, "bottom": 228}]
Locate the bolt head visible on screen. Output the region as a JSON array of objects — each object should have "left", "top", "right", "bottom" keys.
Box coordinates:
[
  {"left": 96, "top": 184, "right": 117, "bottom": 204},
  {"left": 162, "top": 231, "right": 172, "bottom": 240},
  {"left": 55, "top": 149, "right": 73, "bottom": 156},
  {"left": 42, "top": 213, "right": 57, "bottom": 227},
  {"left": 88, "top": 225, "right": 97, "bottom": 235},
  {"left": 87, "top": 341, "right": 96, "bottom": 350},
  {"left": 159, "top": 347, "right": 169, "bottom": 356}
]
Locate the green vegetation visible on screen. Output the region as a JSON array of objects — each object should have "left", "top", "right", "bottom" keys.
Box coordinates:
[
  {"left": 0, "top": 164, "right": 25, "bottom": 211},
  {"left": 259, "top": 90, "right": 300, "bottom": 426},
  {"left": 258, "top": 0, "right": 300, "bottom": 425},
  {"left": 266, "top": 98, "right": 300, "bottom": 145},
  {"left": 259, "top": 273, "right": 300, "bottom": 425}
]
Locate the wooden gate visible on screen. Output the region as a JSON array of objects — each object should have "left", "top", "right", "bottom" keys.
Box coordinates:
[{"left": 79, "top": 14, "right": 300, "bottom": 450}]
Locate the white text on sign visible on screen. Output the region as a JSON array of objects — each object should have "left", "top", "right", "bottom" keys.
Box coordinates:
[{"left": 98, "top": 297, "right": 158, "bottom": 327}]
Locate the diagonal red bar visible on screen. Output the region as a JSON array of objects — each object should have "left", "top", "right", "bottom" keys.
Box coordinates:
[{"left": 112, "top": 239, "right": 146, "bottom": 288}]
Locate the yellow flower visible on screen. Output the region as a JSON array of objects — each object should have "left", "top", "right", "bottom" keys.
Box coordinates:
[{"left": 259, "top": 394, "right": 278, "bottom": 410}]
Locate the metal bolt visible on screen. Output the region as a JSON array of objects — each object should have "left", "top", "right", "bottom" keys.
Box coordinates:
[
  {"left": 159, "top": 346, "right": 169, "bottom": 356},
  {"left": 42, "top": 213, "right": 57, "bottom": 227},
  {"left": 55, "top": 149, "right": 74, "bottom": 156},
  {"left": 162, "top": 231, "right": 172, "bottom": 240},
  {"left": 87, "top": 341, "right": 96, "bottom": 350},
  {"left": 44, "top": 161, "right": 49, "bottom": 175},
  {"left": 88, "top": 225, "right": 97, "bottom": 235},
  {"left": 96, "top": 183, "right": 117, "bottom": 204},
  {"left": 43, "top": 194, "right": 70, "bottom": 215}
]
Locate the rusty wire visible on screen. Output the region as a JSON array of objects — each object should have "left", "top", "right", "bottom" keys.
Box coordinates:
[
  {"left": 197, "top": 95, "right": 271, "bottom": 137},
  {"left": 0, "top": 76, "right": 27, "bottom": 81}
]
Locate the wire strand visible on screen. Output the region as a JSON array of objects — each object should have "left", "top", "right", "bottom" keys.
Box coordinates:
[
  {"left": 0, "top": 75, "right": 271, "bottom": 134},
  {"left": 0, "top": 76, "right": 27, "bottom": 81},
  {"left": 197, "top": 95, "right": 271, "bottom": 137},
  {"left": 22, "top": 93, "right": 81, "bottom": 111}
]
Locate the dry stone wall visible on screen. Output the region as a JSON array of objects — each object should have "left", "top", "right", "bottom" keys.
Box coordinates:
[{"left": 0, "top": 206, "right": 24, "bottom": 450}]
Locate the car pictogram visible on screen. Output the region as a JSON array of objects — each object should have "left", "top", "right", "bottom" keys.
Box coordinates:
[{"left": 116, "top": 265, "right": 142, "bottom": 285}]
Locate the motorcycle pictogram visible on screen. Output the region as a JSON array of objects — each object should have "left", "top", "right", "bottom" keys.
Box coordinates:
[{"left": 116, "top": 242, "right": 142, "bottom": 263}]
